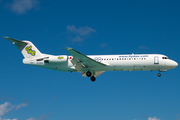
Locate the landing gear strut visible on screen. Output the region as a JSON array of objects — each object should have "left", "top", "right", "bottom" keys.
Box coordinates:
[
  {"left": 157, "top": 73, "right": 161, "bottom": 77},
  {"left": 91, "top": 76, "right": 96, "bottom": 82},
  {"left": 86, "top": 71, "right": 91, "bottom": 77}
]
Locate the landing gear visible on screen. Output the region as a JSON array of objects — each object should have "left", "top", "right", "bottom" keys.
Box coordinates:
[
  {"left": 86, "top": 71, "right": 91, "bottom": 77},
  {"left": 90, "top": 76, "right": 96, "bottom": 82},
  {"left": 157, "top": 73, "right": 161, "bottom": 77},
  {"left": 86, "top": 71, "right": 96, "bottom": 82}
]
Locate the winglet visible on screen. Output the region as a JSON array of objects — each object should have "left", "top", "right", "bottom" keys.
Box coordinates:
[
  {"left": 65, "top": 47, "right": 73, "bottom": 51},
  {"left": 3, "top": 36, "right": 9, "bottom": 39}
]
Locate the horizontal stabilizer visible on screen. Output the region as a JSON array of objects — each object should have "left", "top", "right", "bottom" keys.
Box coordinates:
[
  {"left": 3, "top": 37, "right": 28, "bottom": 46},
  {"left": 4, "top": 37, "right": 43, "bottom": 59}
]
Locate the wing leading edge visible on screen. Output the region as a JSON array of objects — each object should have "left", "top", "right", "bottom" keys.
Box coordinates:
[{"left": 65, "top": 47, "right": 106, "bottom": 77}]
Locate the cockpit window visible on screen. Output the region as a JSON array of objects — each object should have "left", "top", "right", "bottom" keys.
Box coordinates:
[{"left": 162, "top": 57, "right": 169, "bottom": 59}]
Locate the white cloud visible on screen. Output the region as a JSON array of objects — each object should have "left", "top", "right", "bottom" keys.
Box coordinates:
[
  {"left": 67, "top": 25, "right": 96, "bottom": 36},
  {"left": 26, "top": 115, "right": 48, "bottom": 120},
  {"left": 0, "top": 102, "right": 14, "bottom": 117},
  {"left": 138, "top": 45, "right": 150, "bottom": 50},
  {"left": 15, "top": 102, "right": 28, "bottom": 110},
  {"left": 100, "top": 43, "right": 107, "bottom": 47},
  {"left": 177, "top": 114, "right": 180, "bottom": 120},
  {"left": 10, "top": 0, "right": 39, "bottom": 14},
  {"left": 0, "top": 117, "right": 17, "bottom": 120},
  {"left": 66, "top": 25, "right": 96, "bottom": 42},
  {"left": 0, "top": 102, "right": 28, "bottom": 117},
  {"left": 0, "top": 96, "right": 14, "bottom": 100},
  {"left": 148, "top": 116, "right": 161, "bottom": 120},
  {"left": 71, "top": 36, "right": 84, "bottom": 42}
]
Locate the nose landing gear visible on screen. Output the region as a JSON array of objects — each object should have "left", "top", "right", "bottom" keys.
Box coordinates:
[{"left": 157, "top": 73, "right": 161, "bottom": 77}]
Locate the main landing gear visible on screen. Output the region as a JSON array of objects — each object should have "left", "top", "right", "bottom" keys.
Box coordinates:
[
  {"left": 90, "top": 76, "right": 96, "bottom": 82},
  {"left": 86, "top": 71, "right": 91, "bottom": 77},
  {"left": 86, "top": 71, "right": 96, "bottom": 82}
]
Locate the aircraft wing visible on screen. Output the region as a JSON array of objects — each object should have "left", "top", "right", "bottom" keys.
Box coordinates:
[{"left": 65, "top": 48, "right": 107, "bottom": 72}]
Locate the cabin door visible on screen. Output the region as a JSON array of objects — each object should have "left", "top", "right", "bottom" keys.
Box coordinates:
[{"left": 154, "top": 56, "right": 159, "bottom": 64}]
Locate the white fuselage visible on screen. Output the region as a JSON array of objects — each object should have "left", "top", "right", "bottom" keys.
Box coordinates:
[
  {"left": 4, "top": 37, "right": 178, "bottom": 80},
  {"left": 23, "top": 54, "right": 178, "bottom": 73}
]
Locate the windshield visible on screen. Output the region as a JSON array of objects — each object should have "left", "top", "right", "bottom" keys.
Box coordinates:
[{"left": 162, "top": 57, "right": 169, "bottom": 59}]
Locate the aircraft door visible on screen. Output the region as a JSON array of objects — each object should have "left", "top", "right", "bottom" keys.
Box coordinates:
[{"left": 154, "top": 56, "right": 159, "bottom": 64}]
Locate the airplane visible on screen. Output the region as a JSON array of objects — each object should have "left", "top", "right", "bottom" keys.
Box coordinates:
[{"left": 4, "top": 37, "right": 178, "bottom": 82}]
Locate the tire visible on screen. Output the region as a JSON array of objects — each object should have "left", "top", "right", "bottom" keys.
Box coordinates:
[
  {"left": 86, "top": 71, "right": 91, "bottom": 77},
  {"left": 158, "top": 73, "right": 161, "bottom": 77},
  {"left": 90, "top": 76, "right": 96, "bottom": 82}
]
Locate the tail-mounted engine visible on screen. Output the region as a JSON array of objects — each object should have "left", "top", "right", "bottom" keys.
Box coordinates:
[{"left": 44, "top": 55, "right": 68, "bottom": 63}]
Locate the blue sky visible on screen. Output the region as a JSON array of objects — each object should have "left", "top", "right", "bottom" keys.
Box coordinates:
[{"left": 0, "top": 0, "right": 180, "bottom": 120}]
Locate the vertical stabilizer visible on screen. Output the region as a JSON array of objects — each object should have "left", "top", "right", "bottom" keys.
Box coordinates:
[{"left": 4, "top": 37, "right": 43, "bottom": 59}]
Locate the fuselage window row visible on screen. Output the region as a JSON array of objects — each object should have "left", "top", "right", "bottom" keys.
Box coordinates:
[{"left": 101, "top": 58, "right": 146, "bottom": 61}]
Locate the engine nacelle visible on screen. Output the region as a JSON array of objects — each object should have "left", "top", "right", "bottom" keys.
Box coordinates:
[{"left": 44, "top": 55, "right": 68, "bottom": 63}]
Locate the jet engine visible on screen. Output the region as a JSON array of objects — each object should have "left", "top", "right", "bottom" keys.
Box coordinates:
[{"left": 44, "top": 55, "right": 68, "bottom": 63}]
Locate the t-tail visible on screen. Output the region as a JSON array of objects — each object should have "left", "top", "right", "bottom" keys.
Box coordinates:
[{"left": 3, "top": 37, "right": 43, "bottom": 59}]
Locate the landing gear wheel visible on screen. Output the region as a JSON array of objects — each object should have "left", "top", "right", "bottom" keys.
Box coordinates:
[
  {"left": 86, "top": 71, "right": 91, "bottom": 77},
  {"left": 90, "top": 76, "right": 96, "bottom": 82},
  {"left": 158, "top": 73, "right": 161, "bottom": 77}
]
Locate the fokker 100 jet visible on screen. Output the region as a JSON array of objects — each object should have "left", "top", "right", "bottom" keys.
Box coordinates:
[{"left": 4, "top": 37, "right": 178, "bottom": 82}]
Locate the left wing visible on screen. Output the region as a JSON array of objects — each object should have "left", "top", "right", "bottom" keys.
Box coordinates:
[{"left": 65, "top": 48, "right": 107, "bottom": 73}]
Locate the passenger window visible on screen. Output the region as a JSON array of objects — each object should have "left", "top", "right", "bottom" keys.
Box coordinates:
[
  {"left": 129, "top": 58, "right": 131, "bottom": 60},
  {"left": 134, "top": 58, "right": 136, "bottom": 60}
]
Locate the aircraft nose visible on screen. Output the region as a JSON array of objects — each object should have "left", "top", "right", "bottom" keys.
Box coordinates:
[{"left": 172, "top": 61, "right": 178, "bottom": 68}]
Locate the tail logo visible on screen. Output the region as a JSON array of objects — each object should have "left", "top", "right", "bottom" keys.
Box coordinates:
[{"left": 26, "top": 46, "right": 36, "bottom": 56}]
